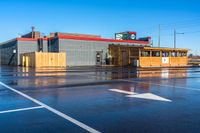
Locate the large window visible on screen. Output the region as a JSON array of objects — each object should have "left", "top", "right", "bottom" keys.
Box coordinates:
[
  {"left": 141, "top": 51, "right": 150, "bottom": 57},
  {"left": 152, "top": 51, "right": 160, "bottom": 57},
  {"left": 162, "top": 51, "right": 169, "bottom": 57}
]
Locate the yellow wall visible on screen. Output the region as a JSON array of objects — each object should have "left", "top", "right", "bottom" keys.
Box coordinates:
[
  {"left": 139, "top": 57, "right": 188, "bottom": 67},
  {"left": 170, "top": 57, "right": 188, "bottom": 66},
  {"left": 20, "top": 52, "right": 66, "bottom": 67}
]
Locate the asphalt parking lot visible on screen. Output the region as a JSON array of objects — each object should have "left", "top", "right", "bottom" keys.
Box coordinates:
[{"left": 0, "top": 66, "right": 200, "bottom": 133}]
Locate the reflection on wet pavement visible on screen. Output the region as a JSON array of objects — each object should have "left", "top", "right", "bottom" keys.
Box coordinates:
[
  {"left": 1, "top": 66, "right": 200, "bottom": 133},
  {"left": 0, "top": 66, "right": 197, "bottom": 89}
]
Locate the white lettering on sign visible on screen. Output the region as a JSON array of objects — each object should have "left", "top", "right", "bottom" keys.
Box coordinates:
[
  {"left": 116, "top": 34, "right": 123, "bottom": 40},
  {"left": 162, "top": 57, "right": 169, "bottom": 64}
]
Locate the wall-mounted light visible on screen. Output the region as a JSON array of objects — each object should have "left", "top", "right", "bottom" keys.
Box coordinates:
[{"left": 13, "top": 49, "right": 16, "bottom": 54}]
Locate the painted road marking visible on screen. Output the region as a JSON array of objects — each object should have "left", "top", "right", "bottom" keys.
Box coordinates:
[
  {"left": 109, "top": 89, "right": 171, "bottom": 102},
  {"left": 0, "top": 82, "right": 101, "bottom": 133},
  {"left": 126, "top": 93, "right": 172, "bottom": 102},
  {"left": 119, "top": 79, "right": 200, "bottom": 92},
  {"left": 109, "top": 89, "right": 137, "bottom": 95},
  {"left": 0, "top": 106, "right": 44, "bottom": 114},
  {"left": 92, "top": 74, "right": 200, "bottom": 92}
]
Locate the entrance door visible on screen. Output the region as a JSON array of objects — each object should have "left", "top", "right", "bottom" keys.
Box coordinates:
[
  {"left": 121, "top": 51, "right": 128, "bottom": 66},
  {"left": 96, "top": 51, "right": 103, "bottom": 66}
]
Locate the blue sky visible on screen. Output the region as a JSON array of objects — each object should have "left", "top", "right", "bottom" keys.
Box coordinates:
[{"left": 0, "top": 0, "right": 200, "bottom": 54}]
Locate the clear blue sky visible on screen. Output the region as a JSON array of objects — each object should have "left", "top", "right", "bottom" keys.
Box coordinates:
[{"left": 0, "top": 0, "right": 200, "bottom": 54}]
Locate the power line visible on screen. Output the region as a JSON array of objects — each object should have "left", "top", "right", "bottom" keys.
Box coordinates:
[
  {"left": 160, "top": 17, "right": 200, "bottom": 27},
  {"left": 183, "top": 30, "right": 200, "bottom": 34},
  {"left": 161, "top": 23, "right": 200, "bottom": 30}
]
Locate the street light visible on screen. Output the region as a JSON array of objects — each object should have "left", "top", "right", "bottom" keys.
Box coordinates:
[{"left": 174, "top": 29, "right": 184, "bottom": 48}]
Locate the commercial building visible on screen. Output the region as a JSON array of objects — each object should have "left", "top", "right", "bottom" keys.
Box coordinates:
[
  {"left": 48, "top": 32, "right": 150, "bottom": 66},
  {"left": 0, "top": 29, "right": 188, "bottom": 67},
  {"left": 0, "top": 30, "right": 150, "bottom": 66}
]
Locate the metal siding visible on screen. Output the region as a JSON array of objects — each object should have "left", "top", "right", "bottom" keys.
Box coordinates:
[
  {"left": 17, "top": 40, "right": 38, "bottom": 65},
  {"left": 0, "top": 40, "right": 17, "bottom": 65},
  {"left": 0, "top": 37, "right": 147, "bottom": 66},
  {"left": 58, "top": 39, "right": 109, "bottom": 66},
  {"left": 43, "top": 40, "right": 48, "bottom": 52}
]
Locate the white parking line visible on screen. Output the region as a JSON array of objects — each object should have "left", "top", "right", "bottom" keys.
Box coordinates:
[
  {"left": 0, "top": 106, "right": 44, "bottom": 114},
  {"left": 0, "top": 82, "right": 101, "bottom": 133}
]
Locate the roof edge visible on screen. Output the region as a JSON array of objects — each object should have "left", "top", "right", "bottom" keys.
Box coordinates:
[
  {"left": 57, "top": 35, "right": 150, "bottom": 45},
  {"left": 143, "top": 47, "right": 188, "bottom": 51}
]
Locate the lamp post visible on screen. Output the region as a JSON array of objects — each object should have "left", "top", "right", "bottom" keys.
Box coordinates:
[{"left": 174, "top": 29, "right": 184, "bottom": 48}]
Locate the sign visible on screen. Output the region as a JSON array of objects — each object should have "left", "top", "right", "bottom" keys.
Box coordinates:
[
  {"left": 130, "top": 33, "right": 136, "bottom": 40},
  {"left": 115, "top": 32, "right": 137, "bottom": 40},
  {"left": 162, "top": 57, "right": 169, "bottom": 64},
  {"left": 115, "top": 33, "right": 123, "bottom": 40},
  {"left": 115, "top": 33, "right": 129, "bottom": 40}
]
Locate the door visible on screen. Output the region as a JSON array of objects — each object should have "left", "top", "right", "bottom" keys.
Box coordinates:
[
  {"left": 96, "top": 51, "right": 103, "bottom": 66},
  {"left": 121, "top": 51, "right": 128, "bottom": 66},
  {"left": 25, "top": 56, "right": 29, "bottom": 67},
  {"left": 38, "top": 39, "right": 43, "bottom": 52}
]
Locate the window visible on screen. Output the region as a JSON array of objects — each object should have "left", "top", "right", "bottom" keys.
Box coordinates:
[
  {"left": 180, "top": 52, "right": 187, "bottom": 57},
  {"left": 152, "top": 51, "right": 160, "bottom": 57},
  {"left": 141, "top": 51, "right": 150, "bottom": 57},
  {"left": 171, "top": 52, "right": 177, "bottom": 57},
  {"left": 162, "top": 51, "right": 169, "bottom": 57}
]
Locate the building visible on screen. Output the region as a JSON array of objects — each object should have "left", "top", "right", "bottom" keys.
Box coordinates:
[
  {"left": 48, "top": 32, "right": 150, "bottom": 66},
  {"left": 0, "top": 30, "right": 151, "bottom": 66},
  {"left": 0, "top": 29, "right": 188, "bottom": 67},
  {"left": 109, "top": 45, "right": 188, "bottom": 67},
  {"left": 0, "top": 27, "right": 50, "bottom": 66}
]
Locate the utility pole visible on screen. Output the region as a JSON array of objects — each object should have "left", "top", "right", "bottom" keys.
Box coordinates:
[
  {"left": 174, "top": 29, "right": 176, "bottom": 48},
  {"left": 174, "top": 29, "right": 184, "bottom": 49},
  {"left": 158, "top": 24, "right": 161, "bottom": 47}
]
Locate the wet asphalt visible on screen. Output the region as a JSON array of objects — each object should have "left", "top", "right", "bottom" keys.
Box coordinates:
[{"left": 0, "top": 66, "right": 200, "bottom": 133}]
